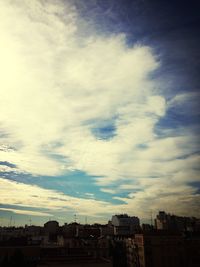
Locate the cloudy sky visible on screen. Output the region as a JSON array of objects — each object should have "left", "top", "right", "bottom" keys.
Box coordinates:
[{"left": 0, "top": 0, "right": 199, "bottom": 226}]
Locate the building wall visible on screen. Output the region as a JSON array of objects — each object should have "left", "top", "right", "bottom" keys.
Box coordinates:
[
  {"left": 132, "top": 233, "right": 185, "bottom": 267},
  {"left": 111, "top": 215, "right": 140, "bottom": 236}
]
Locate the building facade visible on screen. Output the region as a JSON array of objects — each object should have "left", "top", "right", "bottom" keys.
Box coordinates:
[{"left": 111, "top": 215, "right": 140, "bottom": 236}]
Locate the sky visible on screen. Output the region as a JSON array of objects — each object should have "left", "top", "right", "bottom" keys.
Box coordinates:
[{"left": 0, "top": 0, "right": 200, "bottom": 226}]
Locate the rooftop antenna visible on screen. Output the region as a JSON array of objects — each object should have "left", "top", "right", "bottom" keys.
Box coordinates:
[
  {"left": 29, "top": 218, "right": 32, "bottom": 226},
  {"left": 9, "top": 216, "right": 12, "bottom": 227},
  {"left": 0, "top": 216, "right": 3, "bottom": 227},
  {"left": 150, "top": 210, "right": 153, "bottom": 226},
  {"left": 74, "top": 214, "right": 77, "bottom": 223}
]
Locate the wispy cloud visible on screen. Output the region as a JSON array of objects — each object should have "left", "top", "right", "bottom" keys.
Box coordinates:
[
  {"left": 0, "top": 0, "right": 159, "bottom": 177},
  {"left": 0, "top": 0, "right": 199, "bottom": 219},
  {"left": 100, "top": 188, "right": 116, "bottom": 194},
  {"left": 0, "top": 208, "right": 53, "bottom": 217},
  {"left": 0, "top": 177, "right": 116, "bottom": 217},
  {"left": 168, "top": 92, "right": 200, "bottom": 115}
]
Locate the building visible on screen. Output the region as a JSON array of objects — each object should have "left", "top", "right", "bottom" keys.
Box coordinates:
[
  {"left": 44, "top": 221, "right": 59, "bottom": 242},
  {"left": 155, "top": 211, "right": 169, "bottom": 230},
  {"left": 44, "top": 221, "right": 59, "bottom": 234},
  {"left": 155, "top": 211, "right": 200, "bottom": 232},
  {"left": 127, "top": 231, "right": 185, "bottom": 267},
  {"left": 184, "top": 231, "right": 200, "bottom": 267},
  {"left": 63, "top": 223, "right": 78, "bottom": 238},
  {"left": 76, "top": 224, "right": 101, "bottom": 239},
  {"left": 0, "top": 245, "right": 40, "bottom": 266},
  {"left": 126, "top": 238, "right": 139, "bottom": 267},
  {"left": 111, "top": 214, "right": 140, "bottom": 236},
  {"left": 100, "top": 224, "right": 114, "bottom": 237}
]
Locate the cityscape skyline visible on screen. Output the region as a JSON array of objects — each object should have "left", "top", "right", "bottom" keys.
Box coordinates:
[
  {"left": 1, "top": 210, "right": 199, "bottom": 266},
  {"left": 0, "top": 210, "right": 199, "bottom": 229},
  {"left": 0, "top": 0, "right": 200, "bottom": 226}
]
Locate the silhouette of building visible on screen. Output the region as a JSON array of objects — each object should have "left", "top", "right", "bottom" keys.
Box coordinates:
[
  {"left": 127, "top": 231, "right": 185, "bottom": 267},
  {"left": 100, "top": 224, "right": 114, "bottom": 237},
  {"left": 155, "top": 211, "right": 200, "bottom": 232},
  {"left": 0, "top": 213, "right": 199, "bottom": 267},
  {"left": 44, "top": 221, "right": 59, "bottom": 234},
  {"left": 111, "top": 214, "right": 140, "bottom": 236},
  {"left": 44, "top": 220, "right": 59, "bottom": 243}
]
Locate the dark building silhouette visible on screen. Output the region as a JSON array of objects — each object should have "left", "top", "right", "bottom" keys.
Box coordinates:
[{"left": 0, "top": 212, "right": 199, "bottom": 267}]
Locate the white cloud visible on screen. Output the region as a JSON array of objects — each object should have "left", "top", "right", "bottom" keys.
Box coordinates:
[
  {"left": 0, "top": 177, "right": 115, "bottom": 217},
  {"left": 100, "top": 188, "right": 116, "bottom": 194},
  {"left": 0, "top": 0, "right": 199, "bottom": 219},
  {"left": 0, "top": 208, "right": 53, "bottom": 217},
  {"left": 1, "top": 175, "right": 198, "bottom": 221},
  {"left": 0, "top": 0, "right": 160, "bottom": 178},
  {"left": 168, "top": 92, "right": 200, "bottom": 115},
  {"left": 85, "top": 193, "right": 94, "bottom": 198}
]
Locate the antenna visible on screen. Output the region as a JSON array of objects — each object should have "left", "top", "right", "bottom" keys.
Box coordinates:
[
  {"left": 29, "top": 218, "right": 32, "bottom": 226},
  {"left": 74, "top": 214, "right": 77, "bottom": 223},
  {"left": 0, "top": 217, "right": 3, "bottom": 227},
  {"left": 150, "top": 210, "right": 153, "bottom": 226},
  {"left": 9, "top": 216, "right": 12, "bottom": 227}
]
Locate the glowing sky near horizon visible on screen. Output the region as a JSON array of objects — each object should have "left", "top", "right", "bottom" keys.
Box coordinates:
[{"left": 0, "top": 0, "right": 199, "bottom": 226}]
